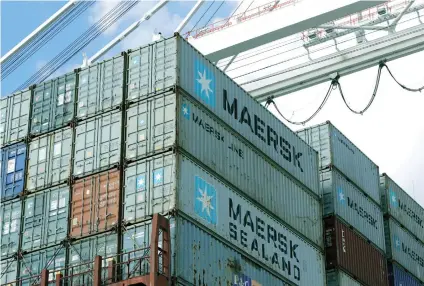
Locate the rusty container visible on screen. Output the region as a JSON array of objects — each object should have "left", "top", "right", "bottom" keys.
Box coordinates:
[
  {"left": 70, "top": 169, "right": 120, "bottom": 238},
  {"left": 324, "top": 216, "right": 388, "bottom": 286}
]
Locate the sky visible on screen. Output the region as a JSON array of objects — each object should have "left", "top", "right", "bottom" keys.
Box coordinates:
[{"left": 1, "top": 0, "right": 423, "bottom": 208}]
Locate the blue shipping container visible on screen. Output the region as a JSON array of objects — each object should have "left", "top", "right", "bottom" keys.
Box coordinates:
[
  {"left": 389, "top": 263, "right": 423, "bottom": 286},
  {"left": 1, "top": 142, "right": 26, "bottom": 201}
]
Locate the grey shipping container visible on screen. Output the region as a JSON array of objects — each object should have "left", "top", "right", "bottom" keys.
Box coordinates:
[
  {"left": 326, "top": 270, "right": 362, "bottom": 286},
  {"left": 126, "top": 35, "right": 319, "bottom": 195},
  {"left": 123, "top": 217, "right": 301, "bottom": 286},
  {"left": 385, "top": 218, "right": 424, "bottom": 282},
  {"left": 297, "top": 121, "right": 380, "bottom": 205},
  {"left": 69, "top": 231, "right": 118, "bottom": 285},
  {"left": 381, "top": 174, "right": 424, "bottom": 244},
  {"left": 321, "top": 168, "right": 385, "bottom": 251},
  {"left": 73, "top": 111, "right": 121, "bottom": 177},
  {"left": 124, "top": 153, "right": 325, "bottom": 285},
  {"left": 124, "top": 148, "right": 322, "bottom": 248},
  {"left": 0, "top": 89, "right": 31, "bottom": 147},
  {"left": 30, "top": 72, "right": 75, "bottom": 136},
  {"left": 1, "top": 257, "right": 17, "bottom": 285},
  {"left": 19, "top": 245, "right": 66, "bottom": 283},
  {"left": 0, "top": 199, "right": 21, "bottom": 258},
  {"left": 21, "top": 185, "right": 69, "bottom": 252},
  {"left": 77, "top": 54, "right": 124, "bottom": 119},
  {"left": 26, "top": 128, "right": 73, "bottom": 191}
]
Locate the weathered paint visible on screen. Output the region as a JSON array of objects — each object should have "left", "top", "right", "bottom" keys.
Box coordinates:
[
  {"left": 0, "top": 89, "right": 31, "bottom": 147},
  {"left": 325, "top": 216, "right": 388, "bottom": 286},
  {"left": 73, "top": 111, "right": 121, "bottom": 177},
  {"left": 21, "top": 185, "right": 69, "bottom": 252},
  {"left": 0, "top": 199, "right": 21, "bottom": 258},
  {"left": 321, "top": 169, "right": 385, "bottom": 251},
  {"left": 297, "top": 122, "right": 380, "bottom": 205},
  {"left": 1, "top": 257, "right": 17, "bottom": 285},
  {"left": 326, "top": 270, "right": 363, "bottom": 286},
  {"left": 381, "top": 174, "right": 424, "bottom": 244},
  {"left": 122, "top": 217, "right": 293, "bottom": 286},
  {"left": 77, "top": 55, "right": 124, "bottom": 119},
  {"left": 385, "top": 218, "right": 424, "bottom": 282},
  {"left": 388, "top": 262, "right": 423, "bottom": 286},
  {"left": 19, "top": 245, "right": 66, "bottom": 283},
  {"left": 177, "top": 156, "right": 325, "bottom": 286},
  {"left": 0, "top": 142, "right": 26, "bottom": 201},
  {"left": 26, "top": 127, "right": 72, "bottom": 191},
  {"left": 127, "top": 36, "right": 320, "bottom": 195},
  {"left": 30, "top": 72, "right": 75, "bottom": 136}
]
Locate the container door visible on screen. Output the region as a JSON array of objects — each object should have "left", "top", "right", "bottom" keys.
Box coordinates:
[
  {"left": 1, "top": 258, "right": 17, "bottom": 284},
  {"left": 0, "top": 200, "right": 21, "bottom": 257},
  {"left": 102, "top": 56, "right": 124, "bottom": 110},
  {"left": 0, "top": 97, "right": 8, "bottom": 146},
  {"left": 126, "top": 101, "right": 149, "bottom": 160},
  {"left": 151, "top": 93, "right": 176, "bottom": 153},
  {"left": 127, "top": 46, "right": 151, "bottom": 101},
  {"left": 2, "top": 144, "right": 26, "bottom": 200},
  {"left": 27, "top": 135, "right": 49, "bottom": 190},
  {"left": 51, "top": 128, "right": 72, "bottom": 184},
  {"left": 151, "top": 38, "right": 177, "bottom": 93},
  {"left": 71, "top": 176, "right": 95, "bottom": 237},
  {"left": 31, "top": 83, "right": 53, "bottom": 135},
  {"left": 22, "top": 193, "right": 45, "bottom": 251},
  {"left": 9, "top": 90, "right": 30, "bottom": 143},
  {"left": 77, "top": 65, "right": 100, "bottom": 118},
  {"left": 99, "top": 112, "right": 121, "bottom": 169},
  {"left": 46, "top": 186, "right": 69, "bottom": 246},
  {"left": 74, "top": 118, "right": 96, "bottom": 176},
  {"left": 96, "top": 171, "right": 119, "bottom": 232},
  {"left": 53, "top": 75, "right": 75, "bottom": 129}
]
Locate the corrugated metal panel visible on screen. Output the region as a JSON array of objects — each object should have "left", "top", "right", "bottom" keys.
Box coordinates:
[
  {"left": 326, "top": 270, "right": 363, "bottom": 286},
  {"left": 0, "top": 143, "right": 26, "bottom": 201},
  {"left": 77, "top": 55, "right": 124, "bottom": 119},
  {"left": 0, "top": 199, "right": 21, "bottom": 258},
  {"left": 296, "top": 122, "right": 380, "bottom": 205},
  {"left": 0, "top": 89, "right": 31, "bottom": 147},
  {"left": 381, "top": 174, "right": 424, "bottom": 244},
  {"left": 1, "top": 257, "right": 17, "bottom": 285},
  {"left": 125, "top": 91, "right": 176, "bottom": 161},
  {"left": 389, "top": 262, "right": 423, "bottom": 286},
  {"left": 385, "top": 218, "right": 424, "bottom": 282},
  {"left": 73, "top": 111, "right": 121, "bottom": 177},
  {"left": 30, "top": 72, "right": 75, "bottom": 136},
  {"left": 122, "top": 217, "right": 291, "bottom": 286},
  {"left": 70, "top": 169, "right": 119, "bottom": 238},
  {"left": 177, "top": 156, "right": 325, "bottom": 285},
  {"left": 123, "top": 152, "right": 176, "bottom": 223},
  {"left": 69, "top": 231, "right": 117, "bottom": 285},
  {"left": 0, "top": 200, "right": 21, "bottom": 259},
  {"left": 321, "top": 169, "right": 385, "bottom": 251},
  {"left": 26, "top": 128, "right": 72, "bottom": 191},
  {"left": 20, "top": 245, "right": 66, "bottom": 283},
  {"left": 178, "top": 96, "right": 323, "bottom": 247},
  {"left": 324, "top": 216, "right": 388, "bottom": 286},
  {"left": 127, "top": 36, "right": 319, "bottom": 195},
  {"left": 21, "top": 185, "right": 69, "bottom": 252}
]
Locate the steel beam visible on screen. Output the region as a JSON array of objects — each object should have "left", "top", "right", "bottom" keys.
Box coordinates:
[
  {"left": 246, "top": 23, "right": 424, "bottom": 102},
  {"left": 189, "top": 0, "right": 385, "bottom": 62},
  {"left": 175, "top": 0, "right": 204, "bottom": 33}
]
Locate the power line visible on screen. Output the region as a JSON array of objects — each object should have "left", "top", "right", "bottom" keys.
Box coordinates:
[
  {"left": 189, "top": 0, "right": 216, "bottom": 34},
  {"left": 204, "top": 1, "right": 226, "bottom": 27}
]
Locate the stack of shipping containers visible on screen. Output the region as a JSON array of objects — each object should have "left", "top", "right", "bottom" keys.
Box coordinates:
[
  {"left": 297, "top": 122, "right": 388, "bottom": 286},
  {"left": 0, "top": 35, "right": 327, "bottom": 286},
  {"left": 380, "top": 174, "right": 424, "bottom": 286}
]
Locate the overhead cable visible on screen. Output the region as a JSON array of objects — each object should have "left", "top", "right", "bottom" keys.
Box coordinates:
[
  {"left": 383, "top": 63, "right": 424, "bottom": 92},
  {"left": 204, "top": 1, "right": 226, "bottom": 27},
  {"left": 188, "top": 0, "right": 216, "bottom": 34}
]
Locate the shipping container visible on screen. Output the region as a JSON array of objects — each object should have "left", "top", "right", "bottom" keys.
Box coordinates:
[
  {"left": 77, "top": 54, "right": 124, "bottom": 119},
  {"left": 19, "top": 245, "right": 66, "bottom": 284},
  {"left": 21, "top": 185, "right": 69, "bottom": 252},
  {"left": 123, "top": 217, "right": 304, "bottom": 286},
  {"left": 324, "top": 216, "right": 388, "bottom": 286},
  {"left": 388, "top": 262, "right": 423, "bottom": 286},
  {"left": 385, "top": 218, "right": 424, "bottom": 282},
  {"left": 124, "top": 149, "right": 323, "bottom": 248},
  {"left": 69, "top": 231, "right": 118, "bottom": 285},
  {"left": 326, "top": 270, "right": 362, "bottom": 286},
  {"left": 1, "top": 257, "right": 18, "bottom": 285},
  {"left": 0, "top": 199, "right": 21, "bottom": 258},
  {"left": 126, "top": 35, "right": 319, "bottom": 195},
  {"left": 73, "top": 111, "right": 121, "bottom": 177},
  {"left": 30, "top": 72, "right": 75, "bottom": 136},
  {"left": 26, "top": 128, "right": 73, "bottom": 191},
  {"left": 321, "top": 168, "right": 385, "bottom": 251},
  {"left": 70, "top": 169, "right": 119, "bottom": 238},
  {"left": 0, "top": 89, "right": 31, "bottom": 147},
  {"left": 0, "top": 143, "right": 26, "bottom": 201},
  {"left": 381, "top": 174, "right": 424, "bottom": 244},
  {"left": 297, "top": 121, "right": 380, "bottom": 205}
]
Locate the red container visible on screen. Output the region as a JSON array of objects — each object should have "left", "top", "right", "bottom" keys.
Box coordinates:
[
  {"left": 324, "top": 216, "right": 388, "bottom": 286},
  {"left": 70, "top": 169, "right": 120, "bottom": 238}
]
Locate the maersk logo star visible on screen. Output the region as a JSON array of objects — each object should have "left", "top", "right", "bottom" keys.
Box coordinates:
[
  {"left": 136, "top": 175, "right": 145, "bottom": 191},
  {"left": 390, "top": 190, "right": 397, "bottom": 208},
  {"left": 153, "top": 168, "right": 164, "bottom": 186},
  {"left": 394, "top": 235, "right": 401, "bottom": 250},
  {"left": 194, "top": 59, "right": 215, "bottom": 108},
  {"left": 182, "top": 103, "right": 190, "bottom": 120},
  {"left": 194, "top": 176, "right": 217, "bottom": 225},
  {"left": 338, "top": 188, "right": 346, "bottom": 205}
]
